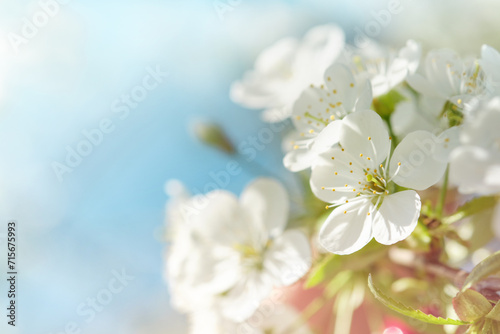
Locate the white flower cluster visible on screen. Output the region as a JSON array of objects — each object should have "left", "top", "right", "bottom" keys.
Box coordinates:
[
  {"left": 164, "top": 178, "right": 312, "bottom": 333},
  {"left": 164, "top": 24, "right": 500, "bottom": 332}
]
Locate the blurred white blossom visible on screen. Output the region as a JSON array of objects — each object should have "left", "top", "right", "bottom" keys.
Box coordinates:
[
  {"left": 231, "top": 24, "right": 345, "bottom": 122},
  {"left": 164, "top": 178, "right": 311, "bottom": 321}
]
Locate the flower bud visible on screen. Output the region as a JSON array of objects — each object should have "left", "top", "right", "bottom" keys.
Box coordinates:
[{"left": 191, "top": 121, "right": 235, "bottom": 154}]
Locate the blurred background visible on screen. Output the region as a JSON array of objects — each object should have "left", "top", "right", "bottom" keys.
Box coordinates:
[{"left": 1, "top": 0, "right": 500, "bottom": 333}]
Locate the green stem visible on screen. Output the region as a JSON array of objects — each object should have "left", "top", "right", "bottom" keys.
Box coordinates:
[
  {"left": 284, "top": 293, "right": 329, "bottom": 333},
  {"left": 436, "top": 166, "right": 449, "bottom": 218}
]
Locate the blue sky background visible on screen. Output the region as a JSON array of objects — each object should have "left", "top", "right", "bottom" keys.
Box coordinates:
[{"left": 1, "top": 0, "right": 500, "bottom": 333}]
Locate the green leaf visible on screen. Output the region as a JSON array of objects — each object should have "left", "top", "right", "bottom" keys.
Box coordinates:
[
  {"left": 304, "top": 254, "right": 340, "bottom": 288},
  {"left": 453, "top": 289, "right": 493, "bottom": 322},
  {"left": 368, "top": 274, "right": 470, "bottom": 326},
  {"left": 305, "top": 242, "right": 386, "bottom": 288},
  {"left": 442, "top": 196, "right": 497, "bottom": 225},
  {"left": 462, "top": 250, "right": 500, "bottom": 291}
]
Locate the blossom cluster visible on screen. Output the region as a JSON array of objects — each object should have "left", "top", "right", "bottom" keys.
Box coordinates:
[{"left": 164, "top": 24, "right": 500, "bottom": 334}]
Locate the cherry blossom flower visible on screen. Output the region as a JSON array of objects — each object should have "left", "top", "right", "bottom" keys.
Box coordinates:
[
  {"left": 283, "top": 64, "right": 372, "bottom": 171},
  {"left": 339, "top": 39, "right": 421, "bottom": 97},
  {"left": 449, "top": 97, "right": 500, "bottom": 195},
  {"left": 310, "top": 110, "right": 453, "bottom": 254},
  {"left": 407, "top": 48, "right": 491, "bottom": 110},
  {"left": 231, "top": 24, "right": 345, "bottom": 122},
  {"left": 165, "top": 178, "right": 311, "bottom": 321}
]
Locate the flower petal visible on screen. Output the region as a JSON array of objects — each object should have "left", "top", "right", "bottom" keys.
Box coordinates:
[
  {"left": 283, "top": 148, "right": 318, "bottom": 172},
  {"left": 310, "top": 148, "right": 360, "bottom": 204},
  {"left": 294, "top": 24, "right": 345, "bottom": 81},
  {"left": 240, "top": 178, "right": 289, "bottom": 237},
  {"left": 319, "top": 199, "right": 374, "bottom": 255},
  {"left": 372, "top": 190, "right": 421, "bottom": 245},
  {"left": 219, "top": 271, "right": 275, "bottom": 321},
  {"left": 310, "top": 120, "right": 342, "bottom": 152},
  {"left": 480, "top": 45, "right": 500, "bottom": 84},
  {"left": 340, "top": 109, "right": 390, "bottom": 165},
  {"left": 389, "top": 130, "right": 447, "bottom": 190},
  {"left": 291, "top": 86, "right": 334, "bottom": 133},
  {"left": 323, "top": 64, "right": 361, "bottom": 111},
  {"left": 434, "top": 126, "right": 461, "bottom": 162},
  {"left": 264, "top": 230, "right": 312, "bottom": 286},
  {"left": 449, "top": 145, "right": 500, "bottom": 194}
]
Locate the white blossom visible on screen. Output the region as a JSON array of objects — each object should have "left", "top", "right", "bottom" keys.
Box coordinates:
[
  {"left": 339, "top": 39, "right": 421, "bottom": 97},
  {"left": 407, "top": 48, "right": 491, "bottom": 110},
  {"left": 310, "top": 110, "right": 453, "bottom": 254},
  {"left": 283, "top": 64, "right": 372, "bottom": 171},
  {"left": 231, "top": 24, "right": 345, "bottom": 122},
  {"left": 164, "top": 178, "right": 311, "bottom": 321}
]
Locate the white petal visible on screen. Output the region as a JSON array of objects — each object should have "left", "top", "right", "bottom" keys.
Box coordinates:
[
  {"left": 310, "top": 148, "right": 361, "bottom": 204},
  {"left": 354, "top": 78, "right": 373, "bottom": 111},
  {"left": 192, "top": 191, "right": 247, "bottom": 245},
  {"left": 340, "top": 110, "right": 390, "bottom": 165},
  {"left": 220, "top": 271, "right": 275, "bottom": 321},
  {"left": 372, "top": 191, "right": 421, "bottom": 245},
  {"left": 255, "top": 37, "right": 299, "bottom": 73},
  {"left": 240, "top": 178, "right": 289, "bottom": 237},
  {"left": 449, "top": 145, "right": 500, "bottom": 195},
  {"left": 310, "top": 120, "right": 342, "bottom": 152},
  {"left": 461, "top": 97, "right": 500, "bottom": 147},
  {"left": 189, "top": 309, "right": 239, "bottom": 334},
  {"left": 390, "top": 130, "right": 447, "bottom": 190},
  {"left": 230, "top": 75, "right": 282, "bottom": 110},
  {"left": 261, "top": 105, "right": 292, "bottom": 123},
  {"left": 283, "top": 148, "right": 318, "bottom": 172},
  {"left": 399, "top": 39, "right": 422, "bottom": 75},
  {"left": 434, "top": 126, "right": 461, "bottom": 162},
  {"left": 294, "top": 24, "right": 345, "bottom": 80},
  {"left": 264, "top": 230, "right": 312, "bottom": 286},
  {"left": 319, "top": 199, "right": 374, "bottom": 255},
  {"left": 323, "top": 64, "right": 360, "bottom": 111},
  {"left": 480, "top": 45, "right": 500, "bottom": 84},
  {"left": 390, "top": 100, "right": 435, "bottom": 137},
  {"left": 407, "top": 73, "right": 436, "bottom": 97},
  {"left": 291, "top": 83, "right": 349, "bottom": 134}
]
